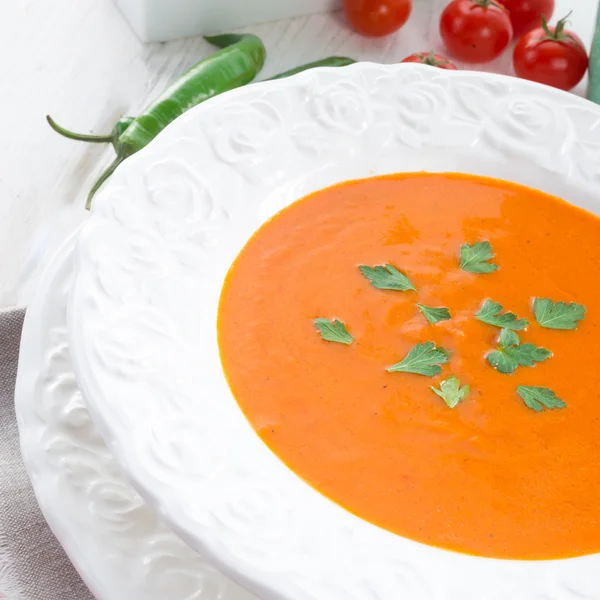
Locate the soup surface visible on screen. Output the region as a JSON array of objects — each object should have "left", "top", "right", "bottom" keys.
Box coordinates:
[{"left": 218, "top": 173, "right": 600, "bottom": 559}]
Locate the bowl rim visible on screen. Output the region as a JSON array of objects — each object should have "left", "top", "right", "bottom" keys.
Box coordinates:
[{"left": 68, "top": 62, "right": 600, "bottom": 600}]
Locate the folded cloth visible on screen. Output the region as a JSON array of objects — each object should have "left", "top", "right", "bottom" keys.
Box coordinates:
[{"left": 0, "top": 307, "right": 93, "bottom": 600}]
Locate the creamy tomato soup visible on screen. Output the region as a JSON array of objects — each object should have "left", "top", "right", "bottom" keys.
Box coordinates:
[{"left": 218, "top": 173, "right": 600, "bottom": 559}]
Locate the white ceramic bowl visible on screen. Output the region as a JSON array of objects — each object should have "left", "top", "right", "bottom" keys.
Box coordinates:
[
  {"left": 68, "top": 63, "right": 600, "bottom": 600},
  {"left": 15, "top": 231, "right": 259, "bottom": 600}
]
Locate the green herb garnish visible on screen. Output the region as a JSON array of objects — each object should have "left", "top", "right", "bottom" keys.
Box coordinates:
[
  {"left": 358, "top": 264, "right": 416, "bottom": 291},
  {"left": 314, "top": 318, "right": 354, "bottom": 345},
  {"left": 431, "top": 375, "right": 470, "bottom": 408},
  {"left": 517, "top": 385, "right": 567, "bottom": 412},
  {"left": 459, "top": 241, "right": 498, "bottom": 274},
  {"left": 487, "top": 329, "right": 552, "bottom": 374},
  {"left": 417, "top": 304, "right": 451, "bottom": 325},
  {"left": 476, "top": 299, "right": 529, "bottom": 331},
  {"left": 533, "top": 298, "right": 586, "bottom": 330},
  {"left": 387, "top": 342, "right": 450, "bottom": 376}
]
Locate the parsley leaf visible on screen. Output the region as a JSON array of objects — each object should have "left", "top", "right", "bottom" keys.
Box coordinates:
[
  {"left": 314, "top": 318, "right": 354, "bottom": 345},
  {"left": 431, "top": 375, "right": 470, "bottom": 408},
  {"left": 487, "top": 328, "right": 552, "bottom": 374},
  {"left": 387, "top": 342, "right": 450, "bottom": 376},
  {"left": 358, "top": 264, "right": 416, "bottom": 291},
  {"left": 417, "top": 304, "right": 451, "bottom": 325},
  {"left": 459, "top": 241, "right": 498, "bottom": 274},
  {"left": 517, "top": 385, "right": 567, "bottom": 412},
  {"left": 476, "top": 299, "right": 529, "bottom": 331},
  {"left": 533, "top": 298, "right": 586, "bottom": 330}
]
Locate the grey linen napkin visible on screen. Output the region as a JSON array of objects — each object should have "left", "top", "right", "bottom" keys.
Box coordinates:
[{"left": 0, "top": 307, "right": 94, "bottom": 600}]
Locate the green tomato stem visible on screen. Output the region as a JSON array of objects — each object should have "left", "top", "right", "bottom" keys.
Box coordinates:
[
  {"left": 541, "top": 12, "right": 573, "bottom": 41},
  {"left": 473, "top": 0, "right": 505, "bottom": 10}
]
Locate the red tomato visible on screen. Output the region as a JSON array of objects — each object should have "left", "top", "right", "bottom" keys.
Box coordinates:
[
  {"left": 500, "top": 0, "right": 554, "bottom": 36},
  {"left": 439, "top": 0, "right": 513, "bottom": 64},
  {"left": 513, "top": 14, "right": 588, "bottom": 91},
  {"left": 401, "top": 51, "right": 458, "bottom": 70},
  {"left": 343, "top": 0, "right": 412, "bottom": 37}
]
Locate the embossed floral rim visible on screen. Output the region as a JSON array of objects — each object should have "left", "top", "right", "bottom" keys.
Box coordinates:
[
  {"left": 69, "top": 63, "right": 600, "bottom": 600},
  {"left": 15, "top": 232, "right": 259, "bottom": 600}
]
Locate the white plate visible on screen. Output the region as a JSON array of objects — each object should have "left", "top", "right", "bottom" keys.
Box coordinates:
[
  {"left": 68, "top": 63, "right": 600, "bottom": 600},
  {"left": 15, "top": 231, "right": 258, "bottom": 600}
]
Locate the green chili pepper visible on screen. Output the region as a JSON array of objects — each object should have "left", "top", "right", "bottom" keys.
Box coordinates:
[
  {"left": 46, "top": 35, "right": 355, "bottom": 209},
  {"left": 117, "top": 34, "right": 265, "bottom": 155},
  {"left": 87, "top": 33, "right": 266, "bottom": 209},
  {"left": 47, "top": 55, "right": 354, "bottom": 153},
  {"left": 268, "top": 57, "right": 356, "bottom": 80},
  {"left": 46, "top": 115, "right": 135, "bottom": 153}
]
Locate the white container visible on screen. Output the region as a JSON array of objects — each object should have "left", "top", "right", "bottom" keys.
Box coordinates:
[{"left": 114, "top": 0, "right": 341, "bottom": 42}]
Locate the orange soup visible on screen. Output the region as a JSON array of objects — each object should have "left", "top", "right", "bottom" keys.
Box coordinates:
[{"left": 218, "top": 173, "right": 600, "bottom": 560}]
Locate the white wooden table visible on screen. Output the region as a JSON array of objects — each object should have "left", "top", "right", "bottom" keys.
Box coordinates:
[{"left": 2, "top": 0, "right": 596, "bottom": 307}]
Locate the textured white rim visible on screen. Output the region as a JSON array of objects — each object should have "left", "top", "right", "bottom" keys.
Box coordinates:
[{"left": 68, "top": 63, "right": 600, "bottom": 600}]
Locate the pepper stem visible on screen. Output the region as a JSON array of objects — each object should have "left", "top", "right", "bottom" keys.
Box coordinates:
[
  {"left": 86, "top": 156, "right": 124, "bottom": 210},
  {"left": 46, "top": 115, "right": 113, "bottom": 143},
  {"left": 268, "top": 57, "right": 356, "bottom": 80}
]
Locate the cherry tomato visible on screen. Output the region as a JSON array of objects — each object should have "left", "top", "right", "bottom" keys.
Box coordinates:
[
  {"left": 500, "top": 0, "right": 554, "bottom": 37},
  {"left": 401, "top": 51, "right": 457, "bottom": 70},
  {"left": 513, "top": 13, "right": 588, "bottom": 91},
  {"left": 440, "top": 0, "right": 513, "bottom": 64},
  {"left": 343, "top": 0, "right": 412, "bottom": 37}
]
